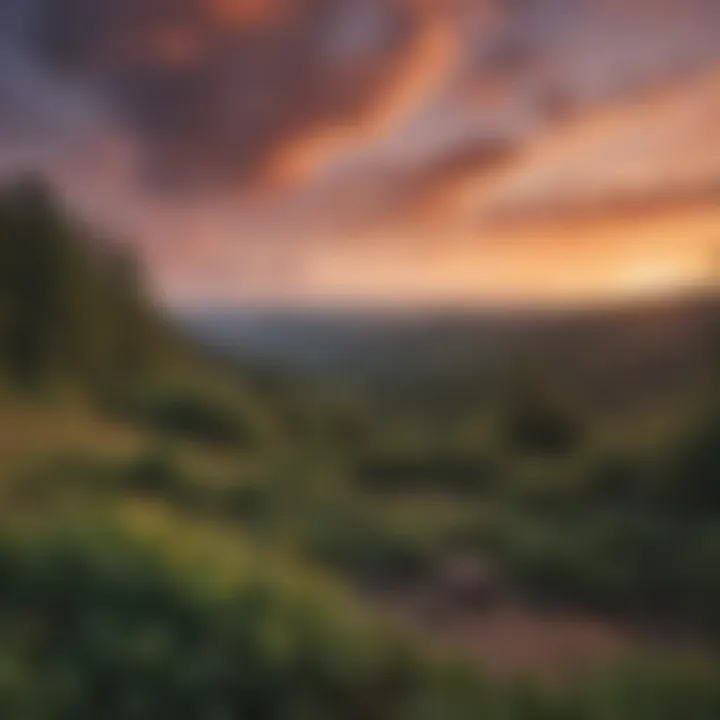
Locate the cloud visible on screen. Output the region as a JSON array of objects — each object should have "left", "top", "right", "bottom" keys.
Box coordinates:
[
  {"left": 29, "top": 0, "right": 461, "bottom": 192},
  {"left": 3, "top": 0, "right": 720, "bottom": 302},
  {"left": 22, "top": 0, "right": 720, "bottom": 199},
  {"left": 471, "top": 65, "right": 720, "bottom": 225},
  {"left": 263, "top": 7, "right": 457, "bottom": 186}
]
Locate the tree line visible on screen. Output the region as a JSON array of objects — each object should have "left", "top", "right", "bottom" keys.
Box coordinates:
[{"left": 0, "top": 176, "right": 174, "bottom": 399}]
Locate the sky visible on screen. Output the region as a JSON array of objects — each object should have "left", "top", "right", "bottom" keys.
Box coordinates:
[{"left": 1, "top": 0, "right": 719, "bottom": 306}]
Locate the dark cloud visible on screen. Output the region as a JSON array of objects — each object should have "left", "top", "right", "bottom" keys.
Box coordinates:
[
  {"left": 10, "top": 0, "right": 718, "bottom": 199},
  {"left": 31, "top": 0, "right": 442, "bottom": 191}
]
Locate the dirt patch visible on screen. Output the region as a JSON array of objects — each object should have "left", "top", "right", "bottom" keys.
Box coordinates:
[{"left": 384, "top": 589, "right": 634, "bottom": 680}]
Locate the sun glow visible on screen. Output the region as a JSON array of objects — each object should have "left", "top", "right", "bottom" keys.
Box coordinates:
[{"left": 611, "top": 258, "right": 700, "bottom": 298}]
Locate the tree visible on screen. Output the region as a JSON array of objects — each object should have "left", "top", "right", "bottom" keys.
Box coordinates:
[
  {"left": 0, "top": 175, "right": 171, "bottom": 397},
  {"left": 501, "top": 371, "right": 586, "bottom": 458}
]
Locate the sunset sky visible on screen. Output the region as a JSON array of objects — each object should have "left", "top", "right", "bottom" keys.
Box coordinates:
[{"left": 1, "top": 0, "right": 719, "bottom": 305}]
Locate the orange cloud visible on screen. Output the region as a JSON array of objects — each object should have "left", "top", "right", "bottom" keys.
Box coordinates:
[
  {"left": 442, "top": 65, "right": 720, "bottom": 225},
  {"left": 204, "top": 0, "right": 288, "bottom": 28},
  {"left": 264, "top": 10, "right": 458, "bottom": 186},
  {"left": 148, "top": 24, "right": 205, "bottom": 66}
]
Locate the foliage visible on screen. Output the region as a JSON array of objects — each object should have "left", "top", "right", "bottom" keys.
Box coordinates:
[
  {"left": 135, "top": 386, "right": 260, "bottom": 448},
  {"left": 500, "top": 374, "right": 586, "bottom": 458},
  {"left": 0, "top": 519, "right": 426, "bottom": 719},
  {"left": 0, "top": 177, "right": 173, "bottom": 397},
  {"left": 0, "top": 516, "right": 717, "bottom": 719}
]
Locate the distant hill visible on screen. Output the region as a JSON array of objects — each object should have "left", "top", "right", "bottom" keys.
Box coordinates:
[{"left": 179, "top": 291, "right": 718, "bottom": 411}]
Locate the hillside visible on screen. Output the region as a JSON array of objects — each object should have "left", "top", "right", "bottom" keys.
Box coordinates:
[{"left": 0, "top": 177, "right": 719, "bottom": 718}]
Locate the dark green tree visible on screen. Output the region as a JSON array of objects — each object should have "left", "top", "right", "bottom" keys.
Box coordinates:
[{"left": 0, "top": 175, "right": 171, "bottom": 398}]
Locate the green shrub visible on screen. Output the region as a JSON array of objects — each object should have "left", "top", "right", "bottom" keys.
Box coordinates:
[
  {"left": 355, "top": 449, "right": 497, "bottom": 496},
  {"left": 663, "top": 405, "right": 720, "bottom": 513},
  {"left": 119, "top": 448, "right": 184, "bottom": 497},
  {"left": 138, "top": 387, "right": 258, "bottom": 448},
  {"left": 305, "top": 507, "right": 439, "bottom": 585},
  {"left": 488, "top": 507, "right": 720, "bottom": 628},
  {"left": 500, "top": 378, "right": 586, "bottom": 459},
  {"left": 0, "top": 521, "right": 431, "bottom": 719},
  {"left": 0, "top": 518, "right": 717, "bottom": 718}
]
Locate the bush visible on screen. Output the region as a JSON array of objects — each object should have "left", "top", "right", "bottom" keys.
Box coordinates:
[
  {"left": 583, "top": 450, "right": 650, "bottom": 505},
  {"left": 305, "top": 506, "right": 440, "bottom": 586},
  {"left": 500, "top": 378, "right": 586, "bottom": 459},
  {"left": 663, "top": 405, "right": 720, "bottom": 513},
  {"left": 488, "top": 507, "right": 720, "bottom": 628},
  {"left": 0, "top": 520, "right": 430, "bottom": 719},
  {"left": 0, "top": 519, "right": 717, "bottom": 718},
  {"left": 119, "top": 448, "right": 184, "bottom": 497},
  {"left": 355, "top": 449, "right": 497, "bottom": 496},
  {"left": 138, "top": 387, "right": 258, "bottom": 448}
]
